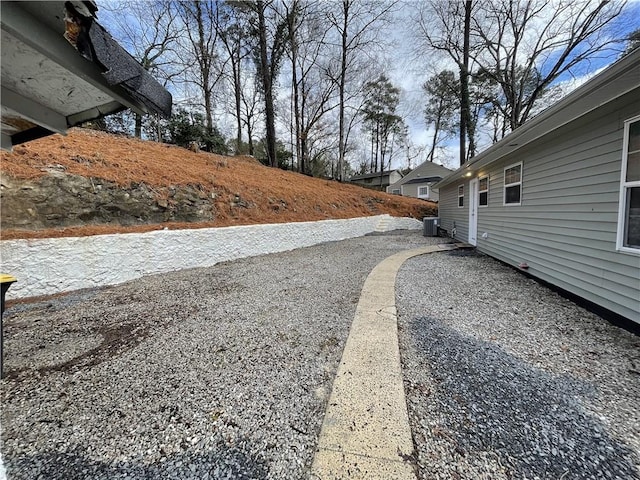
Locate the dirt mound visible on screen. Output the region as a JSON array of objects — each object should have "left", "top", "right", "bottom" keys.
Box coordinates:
[{"left": 0, "top": 129, "right": 436, "bottom": 240}]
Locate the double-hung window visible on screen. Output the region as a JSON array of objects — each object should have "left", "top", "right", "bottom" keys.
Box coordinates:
[
  {"left": 504, "top": 163, "right": 522, "bottom": 205},
  {"left": 617, "top": 116, "right": 640, "bottom": 253},
  {"left": 418, "top": 186, "right": 430, "bottom": 198},
  {"left": 479, "top": 176, "right": 489, "bottom": 206},
  {"left": 458, "top": 185, "right": 464, "bottom": 207}
]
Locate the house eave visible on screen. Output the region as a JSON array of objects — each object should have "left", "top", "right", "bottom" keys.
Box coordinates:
[{"left": 1, "top": 1, "right": 172, "bottom": 150}]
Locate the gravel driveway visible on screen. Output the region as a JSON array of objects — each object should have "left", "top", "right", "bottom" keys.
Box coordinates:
[
  {"left": 2, "top": 231, "right": 639, "bottom": 480},
  {"left": 1, "top": 231, "right": 434, "bottom": 480},
  {"left": 397, "top": 249, "right": 640, "bottom": 480}
]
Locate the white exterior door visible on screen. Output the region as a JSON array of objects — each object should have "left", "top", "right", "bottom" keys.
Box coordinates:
[{"left": 468, "top": 178, "right": 478, "bottom": 246}]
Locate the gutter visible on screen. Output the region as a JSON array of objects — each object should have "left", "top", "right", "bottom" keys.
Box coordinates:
[{"left": 64, "top": 1, "right": 172, "bottom": 119}]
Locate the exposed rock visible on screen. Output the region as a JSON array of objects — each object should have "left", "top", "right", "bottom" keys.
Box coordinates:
[
  {"left": 230, "top": 194, "right": 253, "bottom": 209},
  {"left": 0, "top": 173, "right": 215, "bottom": 230}
]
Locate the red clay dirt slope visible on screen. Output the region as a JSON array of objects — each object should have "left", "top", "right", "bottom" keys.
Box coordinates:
[{"left": 0, "top": 129, "right": 436, "bottom": 240}]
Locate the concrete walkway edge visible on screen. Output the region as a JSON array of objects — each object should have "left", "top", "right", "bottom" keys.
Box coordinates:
[{"left": 311, "top": 244, "right": 453, "bottom": 479}]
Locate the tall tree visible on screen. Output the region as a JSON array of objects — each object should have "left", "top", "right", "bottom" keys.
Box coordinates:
[
  {"left": 469, "top": 68, "right": 505, "bottom": 144},
  {"left": 361, "top": 75, "right": 403, "bottom": 175},
  {"left": 238, "top": 0, "right": 290, "bottom": 167},
  {"left": 178, "top": 1, "right": 225, "bottom": 151},
  {"left": 326, "top": 0, "right": 396, "bottom": 181},
  {"left": 415, "top": 0, "right": 476, "bottom": 165},
  {"left": 423, "top": 69, "right": 502, "bottom": 163},
  {"left": 240, "top": 75, "right": 262, "bottom": 156},
  {"left": 216, "top": 3, "right": 251, "bottom": 154},
  {"left": 423, "top": 71, "right": 459, "bottom": 162},
  {"left": 284, "top": 0, "right": 337, "bottom": 174},
  {"left": 417, "top": 0, "right": 624, "bottom": 144},
  {"left": 460, "top": 0, "right": 472, "bottom": 164},
  {"left": 471, "top": 0, "right": 624, "bottom": 130},
  {"left": 284, "top": 0, "right": 304, "bottom": 171},
  {"left": 415, "top": 0, "right": 623, "bottom": 163}
]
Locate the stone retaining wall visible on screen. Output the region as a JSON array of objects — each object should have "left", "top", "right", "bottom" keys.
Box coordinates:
[{"left": 0, "top": 215, "right": 422, "bottom": 299}]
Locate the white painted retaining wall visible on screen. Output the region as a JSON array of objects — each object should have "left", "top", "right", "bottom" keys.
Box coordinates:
[{"left": 0, "top": 215, "right": 422, "bottom": 299}]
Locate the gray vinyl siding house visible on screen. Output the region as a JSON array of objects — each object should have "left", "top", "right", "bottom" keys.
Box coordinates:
[
  {"left": 387, "top": 161, "right": 452, "bottom": 201},
  {"left": 436, "top": 49, "right": 640, "bottom": 323}
]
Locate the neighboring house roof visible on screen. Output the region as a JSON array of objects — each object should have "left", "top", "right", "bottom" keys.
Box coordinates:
[
  {"left": 388, "top": 161, "right": 452, "bottom": 190},
  {"left": 435, "top": 48, "right": 640, "bottom": 189},
  {"left": 349, "top": 170, "right": 402, "bottom": 181},
  {"left": 402, "top": 176, "right": 443, "bottom": 185},
  {"left": 1, "top": 0, "right": 172, "bottom": 150}
]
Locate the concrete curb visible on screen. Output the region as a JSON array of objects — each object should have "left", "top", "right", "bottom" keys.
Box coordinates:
[{"left": 311, "top": 244, "right": 452, "bottom": 479}]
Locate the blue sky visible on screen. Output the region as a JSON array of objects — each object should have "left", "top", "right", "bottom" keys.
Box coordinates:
[
  {"left": 550, "top": 0, "right": 640, "bottom": 82},
  {"left": 396, "top": 0, "right": 640, "bottom": 168}
]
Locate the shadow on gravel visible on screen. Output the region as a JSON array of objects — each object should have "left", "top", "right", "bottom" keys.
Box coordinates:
[
  {"left": 5, "top": 444, "right": 268, "bottom": 480},
  {"left": 3, "top": 276, "right": 245, "bottom": 379},
  {"left": 445, "top": 249, "right": 480, "bottom": 257},
  {"left": 408, "top": 317, "right": 640, "bottom": 480}
]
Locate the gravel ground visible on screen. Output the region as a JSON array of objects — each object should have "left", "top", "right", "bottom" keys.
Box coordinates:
[
  {"left": 397, "top": 249, "right": 640, "bottom": 480},
  {"left": 1, "top": 230, "right": 437, "bottom": 480},
  {"left": 5, "top": 233, "right": 639, "bottom": 480}
]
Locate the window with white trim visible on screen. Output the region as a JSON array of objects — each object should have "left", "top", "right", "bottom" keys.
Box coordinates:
[
  {"left": 458, "top": 185, "right": 464, "bottom": 207},
  {"left": 504, "top": 163, "right": 522, "bottom": 205},
  {"left": 479, "top": 175, "right": 489, "bottom": 206},
  {"left": 391, "top": 189, "right": 400, "bottom": 195},
  {"left": 418, "top": 186, "right": 430, "bottom": 198},
  {"left": 617, "top": 116, "right": 640, "bottom": 252}
]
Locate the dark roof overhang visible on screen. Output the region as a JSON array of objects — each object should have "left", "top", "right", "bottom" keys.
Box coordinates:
[
  {"left": 349, "top": 170, "right": 401, "bottom": 181},
  {"left": 1, "top": 1, "right": 172, "bottom": 150},
  {"left": 403, "top": 176, "right": 443, "bottom": 185}
]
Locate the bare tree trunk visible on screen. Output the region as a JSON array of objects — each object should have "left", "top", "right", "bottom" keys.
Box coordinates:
[
  {"left": 459, "top": 0, "right": 471, "bottom": 166},
  {"left": 375, "top": 121, "right": 380, "bottom": 172},
  {"left": 248, "top": 130, "right": 254, "bottom": 156},
  {"left": 256, "top": 0, "right": 277, "bottom": 167},
  {"left": 301, "top": 133, "right": 309, "bottom": 172},
  {"left": 215, "top": 5, "right": 246, "bottom": 155},
  {"left": 337, "top": 0, "right": 350, "bottom": 181},
  {"left": 156, "top": 113, "right": 162, "bottom": 141},
  {"left": 240, "top": 79, "right": 259, "bottom": 157},
  {"left": 370, "top": 134, "right": 374, "bottom": 173},
  {"left": 233, "top": 47, "right": 242, "bottom": 154},
  {"left": 193, "top": 2, "right": 214, "bottom": 135},
  {"left": 288, "top": 4, "right": 303, "bottom": 173},
  {"left": 329, "top": 0, "right": 394, "bottom": 180},
  {"left": 135, "top": 113, "right": 142, "bottom": 138},
  {"left": 379, "top": 130, "right": 386, "bottom": 187},
  {"left": 427, "top": 112, "right": 442, "bottom": 162}
]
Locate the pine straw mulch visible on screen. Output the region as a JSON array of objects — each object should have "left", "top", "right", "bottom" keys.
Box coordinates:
[{"left": 1, "top": 128, "right": 435, "bottom": 240}]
